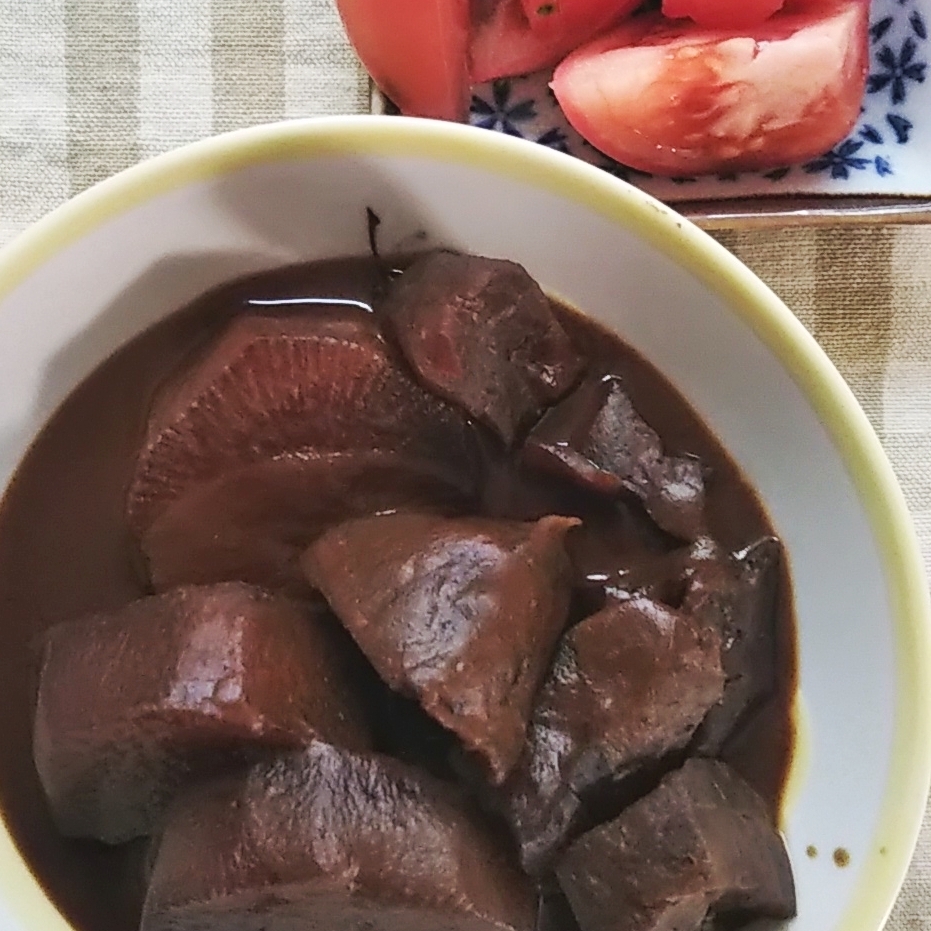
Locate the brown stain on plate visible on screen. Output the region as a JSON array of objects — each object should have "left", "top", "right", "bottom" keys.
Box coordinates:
[{"left": 833, "top": 847, "right": 851, "bottom": 868}]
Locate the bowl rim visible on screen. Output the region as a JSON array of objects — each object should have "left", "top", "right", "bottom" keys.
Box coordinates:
[{"left": 0, "top": 114, "right": 928, "bottom": 931}]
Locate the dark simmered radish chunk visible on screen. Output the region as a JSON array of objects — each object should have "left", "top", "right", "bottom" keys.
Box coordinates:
[
  {"left": 684, "top": 537, "right": 783, "bottom": 754},
  {"left": 302, "top": 512, "right": 578, "bottom": 783},
  {"left": 556, "top": 759, "right": 796, "bottom": 931},
  {"left": 33, "top": 582, "right": 369, "bottom": 844},
  {"left": 380, "top": 252, "right": 583, "bottom": 446},
  {"left": 128, "top": 311, "right": 480, "bottom": 589},
  {"left": 502, "top": 595, "right": 724, "bottom": 873},
  {"left": 523, "top": 374, "right": 705, "bottom": 541},
  {"left": 142, "top": 741, "right": 536, "bottom": 931}
]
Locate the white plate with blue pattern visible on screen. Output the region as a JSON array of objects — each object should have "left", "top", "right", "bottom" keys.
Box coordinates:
[{"left": 373, "top": 0, "right": 931, "bottom": 224}]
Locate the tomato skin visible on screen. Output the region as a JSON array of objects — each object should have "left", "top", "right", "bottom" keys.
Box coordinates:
[
  {"left": 551, "top": 0, "right": 870, "bottom": 176},
  {"left": 337, "top": 0, "right": 470, "bottom": 120},
  {"left": 470, "top": 0, "right": 641, "bottom": 83},
  {"left": 662, "top": 0, "right": 786, "bottom": 29}
]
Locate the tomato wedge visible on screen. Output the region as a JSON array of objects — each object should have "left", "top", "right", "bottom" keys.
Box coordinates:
[
  {"left": 337, "top": 0, "right": 470, "bottom": 120},
  {"left": 470, "top": 0, "right": 641, "bottom": 83},
  {"left": 662, "top": 0, "right": 786, "bottom": 29},
  {"left": 551, "top": 0, "right": 870, "bottom": 175}
]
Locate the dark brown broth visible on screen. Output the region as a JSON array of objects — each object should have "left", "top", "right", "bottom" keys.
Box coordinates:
[{"left": 0, "top": 256, "right": 796, "bottom": 931}]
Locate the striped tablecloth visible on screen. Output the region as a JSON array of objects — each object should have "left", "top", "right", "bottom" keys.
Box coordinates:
[{"left": 1, "top": 2, "right": 930, "bottom": 928}]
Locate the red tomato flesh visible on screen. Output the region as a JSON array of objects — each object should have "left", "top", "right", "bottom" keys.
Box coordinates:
[
  {"left": 662, "top": 0, "right": 786, "bottom": 29},
  {"left": 470, "top": 0, "right": 641, "bottom": 83},
  {"left": 551, "top": 0, "right": 870, "bottom": 175},
  {"left": 337, "top": 0, "right": 470, "bottom": 120},
  {"left": 520, "top": 0, "right": 641, "bottom": 34}
]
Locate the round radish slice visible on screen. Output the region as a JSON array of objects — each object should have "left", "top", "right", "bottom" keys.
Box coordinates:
[
  {"left": 551, "top": 0, "right": 870, "bottom": 176},
  {"left": 471, "top": 0, "right": 641, "bottom": 83},
  {"left": 337, "top": 0, "right": 470, "bottom": 120},
  {"left": 662, "top": 0, "right": 786, "bottom": 29}
]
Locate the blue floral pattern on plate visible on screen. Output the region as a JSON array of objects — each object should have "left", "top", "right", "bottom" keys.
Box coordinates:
[{"left": 465, "top": 0, "right": 931, "bottom": 201}]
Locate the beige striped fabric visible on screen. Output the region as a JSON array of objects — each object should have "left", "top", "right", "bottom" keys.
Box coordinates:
[
  {"left": 1, "top": 2, "right": 931, "bottom": 928},
  {"left": 0, "top": 0, "right": 368, "bottom": 230}
]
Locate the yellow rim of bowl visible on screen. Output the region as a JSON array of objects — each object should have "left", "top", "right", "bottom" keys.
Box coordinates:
[{"left": 0, "top": 115, "right": 928, "bottom": 931}]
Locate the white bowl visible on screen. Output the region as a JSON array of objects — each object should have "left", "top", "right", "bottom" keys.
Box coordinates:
[{"left": 0, "top": 116, "right": 928, "bottom": 931}]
